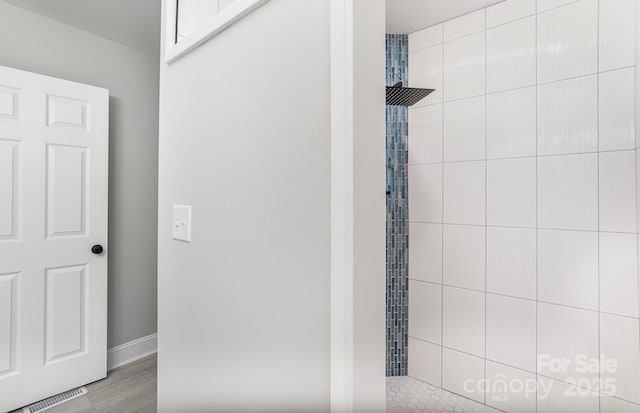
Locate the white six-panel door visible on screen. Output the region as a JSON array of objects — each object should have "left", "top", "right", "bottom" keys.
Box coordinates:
[{"left": 0, "top": 65, "right": 109, "bottom": 412}]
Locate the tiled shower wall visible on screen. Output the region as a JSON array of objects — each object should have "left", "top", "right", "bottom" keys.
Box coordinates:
[
  {"left": 386, "top": 33, "right": 409, "bottom": 377},
  {"left": 407, "top": 0, "right": 640, "bottom": 411}
]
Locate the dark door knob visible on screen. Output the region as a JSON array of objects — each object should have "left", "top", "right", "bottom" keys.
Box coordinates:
[{"left": 92, "top": 245, "right": 104, "bottom": 255}]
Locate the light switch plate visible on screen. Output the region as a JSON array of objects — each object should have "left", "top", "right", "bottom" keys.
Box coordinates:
[{"left": 172, "top": 205, "right": 192, "bottom": 242}]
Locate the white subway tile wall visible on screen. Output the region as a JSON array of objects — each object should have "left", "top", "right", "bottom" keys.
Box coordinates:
[
  {"left": 407, "top": 0, "right": 640, "bottom": 409},
  {"left": 486, "top": 17, "right": 536, "bottom": 93},
  {"left": 537, "top": 0, "right": 576, "bottom": 13},
  {"left": 487, "top": 0, "right": 536, "bottom": 28},
  {"left": 485, "top": 361, "right": 537, "bottom": 413},
  {"left": 408, "top": 223, "right": 443, "bottom": 284},
  {"left": 537, "top": 0, "right": 598, "bottom": 83},
  {"left": 443, "top": 33, "right": 486, "bottom": 101},
  {"left": 408, "top": 24, "right": 443, "bottom": 53},
  {"left": 538, "top": 153, "right": 599, "bottom": 231},
  {"left": 443, "top": 96, "right": 486, "bottom": 162},
  {"left": 599, "top": 232, "right": 639, "bottom": 318},
  {"left": 442, "top": 348, "right": 486, "bottom": 403},
  {"left": 599, "top": 314, "right": 640, "bottom": 404},
  {"left": 486, "top": 294, "right": 537, "bottom": 371},
  {"left": 443, "top": 161, "right": 486, "bottom": 225},
  {"left": 537, "top": 229, "right": 599, "bottom": 310},
  {"left": 443, "top": 224, "right": 486, "bottom": 291},
  {"left": 599, "top": 150, "right": 637, "bottom": 233},
  {"left": 486, "top": 226, "right": 537, "bottom": 300},
  {"left": 409, "top": 280, "right": 442, "bottom": 345},
  {"left": 536, "top": 376, "right": 600, "bottom": 413},
  {"left": 537, "top": 302, "right": 599, "bottom": 385},
  {"left": 537, "top": 75, "right": 598, "bottom": 156},
  {"left": 408, "top": 338, "right": 442, "bottom": 386},
  {"left": 600, "top": 396, "right": 640, "bottom": 413},
  {"left": 599, "top": 68, "right": 635, "bottom": 151},
  {"left": 599, "top": 0, "right": 636, "bottom": 72},
  {"left": 408, "top": 163, "right": 442, "bottom": 223},
  {"left": 486, "top": 86, "right": 537, "bottom": 159},
  {"left": 409, "top": 104, "right": 443, "bottom": 164},
  {"left": 443, "top": 10, "right": 486, "bottom": 42},
  {"left": 409, "top": 44, "right": 443, "bottom": 106},
  {"left": 442, "top": 286, "right": 486, "bottom": 357},
  {"left": 486, "top": 157, "right": 537, "bottom": 228}
]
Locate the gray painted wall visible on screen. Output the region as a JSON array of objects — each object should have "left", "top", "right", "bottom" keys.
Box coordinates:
[{"left": 0, "top": 1, "right": 159, "bottom": 348}]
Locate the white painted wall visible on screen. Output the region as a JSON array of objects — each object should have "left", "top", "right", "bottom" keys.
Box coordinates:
[
  {"left": 351, "top": 0, "right": 386, "bottom": 410},
  {"left": 0, "top": 1, "right": 159, "bottom": 349},
  {"left": 158, "top": 0, "right": 332, "bottom": 411},
  {"left": 407, "top": 0, "right": 640, "bottom": 410},
  {"left": 328, "top": 0, "right": 387, "bottom": 411}
]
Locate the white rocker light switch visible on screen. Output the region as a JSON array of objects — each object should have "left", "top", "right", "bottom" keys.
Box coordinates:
[{"left": 172, "top": 205, "right": 192, "bottom": 242}]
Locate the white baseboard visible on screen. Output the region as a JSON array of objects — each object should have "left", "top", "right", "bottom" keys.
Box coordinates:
[{"left": 107, "top": 333, "right": 157, "bottom": 371}]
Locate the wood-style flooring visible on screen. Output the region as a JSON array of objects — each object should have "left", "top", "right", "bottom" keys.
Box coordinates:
[{"left": 10, "top": 355, "right": 157, "bottom": 413}]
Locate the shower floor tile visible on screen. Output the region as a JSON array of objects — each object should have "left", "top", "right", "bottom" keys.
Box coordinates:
[{"left": 386, "top": 376, "right": 501, "bottom": 413}]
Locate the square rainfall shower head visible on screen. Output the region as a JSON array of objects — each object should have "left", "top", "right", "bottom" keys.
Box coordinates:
[{"left": 386, "top": 82, "right": 435, "bottom": 106}]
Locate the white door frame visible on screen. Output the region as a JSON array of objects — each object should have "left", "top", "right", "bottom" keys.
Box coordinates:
[{"left": 329, "top": 1, "right": 386, "bottom": 412}]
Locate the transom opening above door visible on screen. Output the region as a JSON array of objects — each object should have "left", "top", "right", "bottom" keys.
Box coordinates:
[{"left": 165, "top": 0, "right": 271, "bottom": 63}]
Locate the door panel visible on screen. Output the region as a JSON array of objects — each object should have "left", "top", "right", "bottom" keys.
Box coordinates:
[
  {"left": 46, "top": 144, "right": 88, "bottom": 238},
  {"left": 0, "top": 86, "right": 19, "bottom": 120},
  {"left": 0, "top": 65, "right": 108, "bottom": 412},
  {"left": 46, "top": 95, "right": 88, "bottom": 130},
  {"left": 0, "top": 272, "right": 18, "bottom": 376},
  {"left": 0, "top": 140, "right": 18, "bottom": 239},
  {"left": 45, "top": 265, "right": 87, "bottom": 364}
]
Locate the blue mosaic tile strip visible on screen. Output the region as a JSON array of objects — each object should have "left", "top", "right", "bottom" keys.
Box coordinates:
[{"left": 386, "top": 34, "right": 409, "bottom": 377}]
